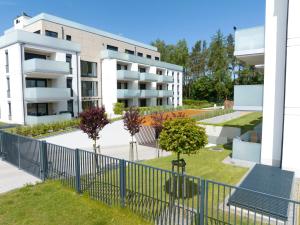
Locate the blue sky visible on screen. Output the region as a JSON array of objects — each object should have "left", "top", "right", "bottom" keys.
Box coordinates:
[{"left": 0, "top": 0, "right": 265, "bottom": 48}]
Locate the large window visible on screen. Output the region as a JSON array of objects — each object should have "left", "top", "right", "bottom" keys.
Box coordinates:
[
  {"left": 81, "top": 81, "right": 98, "bottom": 97},
  {"left": 26, "top": 78, "right": 47, "bottom": 88},
  {"left": 125, "top": 49, "right": 134, "bottom": 55},
  {"left": 5, "top": 50, "right": 9, "bottom": 73},
  {"left": 107, "top": 45, "right": 118, "bottom": 51},
  {"left": 82, "top": 100, "right": 98, "bottom": 111},
  {"left": 8, "top": 102, "right": 11, "bottom": 119},
  {"left": 45, "top": 30, "right": 58, "bottom": 38},
  {"left": 25, "top": 52, "right": 46, "bottom": 60},
  {"left": 66, "top": 54, "right": 72, "bottom": 73},
  {"left": 117, "top": 64, "right": 128, "bottom": 70},
  {"left": 27, "top": 103, "right": 48, "bottom": 116},
  {"left": 81, "top": 60, "right": 97, "bottom": 77},
  {"left": 6, "top": 77, "right": 10, "bottom": 98}
]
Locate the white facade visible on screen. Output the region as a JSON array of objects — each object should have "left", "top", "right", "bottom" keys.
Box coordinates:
[
  {"left": 0, "top": 13, "right": 183, "bottom": 124},
  {"left": 234, "top": 0, "right": 300, "bottom": 176},
  {"left": 0, "top": 30, "right": 80, "bottom": 125}
]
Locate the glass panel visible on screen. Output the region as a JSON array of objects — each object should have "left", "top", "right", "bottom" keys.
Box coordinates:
[
  {"left": 81, "top": 60, "right": 97, "bottom": 77},
  {"left": 81, "top": 81, "right": 98, "bottom": 97}
]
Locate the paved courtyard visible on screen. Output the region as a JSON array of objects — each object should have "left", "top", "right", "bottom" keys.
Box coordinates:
[
  {"left": 0, "top": 160, "right": 40, "bottom": 194},
  {"left": 42, "top": 120, "right": 171, "bottom": 161}
]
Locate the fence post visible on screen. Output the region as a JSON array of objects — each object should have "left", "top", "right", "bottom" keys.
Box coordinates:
[
  {"left": 40, "top": 141, "right": 48, "bottom": 181},
  {"left": 119, "top": 159, "right": 126, "bottom": 207},
  {"left": 199, "top": 179, "right": 206, "bottom": 225},
  {"left": 0, "top": 131, "right": 2, "bottom": 158},
  {"left": 75, "top": 148, "right": 81, "bottom": 193}
]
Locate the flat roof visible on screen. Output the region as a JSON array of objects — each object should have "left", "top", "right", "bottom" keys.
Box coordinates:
[
  {"left": 228, "top": 164, "right": 294, "bottom": 221},
  {"left": 24, "top": 13, "right": 158, "bottom": 52}
]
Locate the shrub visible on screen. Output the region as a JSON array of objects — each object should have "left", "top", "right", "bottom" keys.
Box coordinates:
[
  {"left": 113, "top": 102, "right": 125, "bottom": 115},
  {"left": 182, "top": 99, "right": 214, "bottom": 108}
]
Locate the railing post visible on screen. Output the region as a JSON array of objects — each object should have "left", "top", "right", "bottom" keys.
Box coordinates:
[
  {"left": 119, "top": 159, "right": 126, "bottom": 207},
  {"left": 40, "top": 140, "right": 48, "bottom": 181},
  {"left": 199, "top": 179, "right": 206, "bottom": 225},
  {"left": 0, "top": 131, "right": 3, "bottom": 158},
  {"left": 75, "top": 148, "right": 81, "bottom": 193}
]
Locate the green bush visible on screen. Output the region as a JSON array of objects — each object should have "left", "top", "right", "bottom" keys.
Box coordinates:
[
  {"left": 182, "top": 99, "right": 214, "bottom": 108},
  {"left": 8, "top": 118, "right": 80, "bottom": 137},
  {"left": 113, "top": 102, "right": 125, "bottom": 115}
]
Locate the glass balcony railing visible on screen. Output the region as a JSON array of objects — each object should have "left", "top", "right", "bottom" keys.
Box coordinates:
[
  {"left": 158, "top": 90, "right": 173, "bottom": 97},
  {"left": 24, "top": 58, "right": 70, "bottom": 76},
  {"left": 25, "top": 88, "right": 71, "bottom": 102},
  {"left": 158, "top": 75, "right": 174, "bottom": 83},
  {"left": 117, "top": 70, "right": 139, "bottom": 80},
  {"left": 140, "top": 73, "right": 159, "bottom": 82},
  {"left": 140, "top": 90, "right": 159, "bottom": 98},
  {"left": 117, "top": 89, "right": 140, "bottom": 99},
  {"left": 235, "top": 26, "right": 265, "bottom": 53}
]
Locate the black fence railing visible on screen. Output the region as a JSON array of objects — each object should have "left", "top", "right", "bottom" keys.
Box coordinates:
[{"left": 0, "top": 130, "right": 299, "bottom": 225}]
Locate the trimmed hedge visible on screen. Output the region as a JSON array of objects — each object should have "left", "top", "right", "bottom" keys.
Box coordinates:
[
  {"left": 192, "top": 109, "right": 234, "bottom": 121},
  {"left": 183, "top": 99, "right": 214, "bottom": 108},
  {"left": 8, "top": 119, "right": 80, "bottom": 137}
]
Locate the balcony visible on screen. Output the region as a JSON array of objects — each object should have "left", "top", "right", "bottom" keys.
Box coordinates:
[
  {"left": 140, "top": 90, "right": 158, "bottom": 98},
  {"left": 25, "top": 87, "right": 71, "bottom": 102},
  {"left": 26, "top": 113, "right": 72, "bottom": 125},
  {"left": 158, "top": 90, "right": 173, "bottom": 98},
  {"left": 117, "top": 70, "right": 139, "bottom": 80},
  {"left": 158, "top": 75, "right": 173, "bottom": 83},
  {"left": 234, "top": 26, "right": 265, "bottom": 65},
  {"left": 140, "top": 73, "right": 159, "bottom": 82},
  {"left": 117, "top": 89, "right": 140, "bottom": 99},
  {"left": 24, "top": 58, "right": 70, "bottom": 78},
  {"left": 233, "top": 85, "right": 263, "bottom": 111}
]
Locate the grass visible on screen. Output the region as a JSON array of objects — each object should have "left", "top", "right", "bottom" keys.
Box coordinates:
[
  {"left": 199, "top": 112, "right": 263, "bottom": 133},
  {"left": 143, "top": 145, "right": 248, "bottom": 185},
  {"left": 0, "top": 181, "right": 152, "bottom": 225}
]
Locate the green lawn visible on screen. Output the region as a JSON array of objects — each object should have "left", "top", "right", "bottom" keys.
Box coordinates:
[
  {"left": 0, "top": 181, "right": 152, "bottom": 225},
  {"left": 143, "top": 146, "right": 248, "bottom": 185},
  {"left": 199, "top": 112, "right": 262, "bottom": 133}
]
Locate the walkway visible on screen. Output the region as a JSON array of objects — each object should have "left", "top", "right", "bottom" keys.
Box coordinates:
[
  {"left": 200, "top": 111, "right": 251, "bottom": 124},
  {"left": 0, "top": 160, "right": 40, "bottom": 194}
]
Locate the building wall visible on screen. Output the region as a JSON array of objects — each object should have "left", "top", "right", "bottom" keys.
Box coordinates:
[
  {"left": 261, "top": 0, "right": 288, "bottom": 167},
  {"left": 281, "top": 0, "right": 300, "bottom": 176},
  {"left": 0, "top": 43, "right": 25, "bottom": 124}
]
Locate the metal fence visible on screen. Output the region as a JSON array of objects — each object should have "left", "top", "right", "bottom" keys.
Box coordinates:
[{"left": 0, "top": 130, "right": 299, "bottom": 225}]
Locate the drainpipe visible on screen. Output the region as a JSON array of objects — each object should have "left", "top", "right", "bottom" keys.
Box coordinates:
[
  {"left": 280, "top": 0, "right": 290, "bottom": 169},
  {"left": 20, "top": 43, "right": 26, "bottom": 125},
  {"left": 100, "top": 59, "right": 103, "bottom": 106}
]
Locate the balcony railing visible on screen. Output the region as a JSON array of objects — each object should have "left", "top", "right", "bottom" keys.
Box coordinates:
[
  {"left": 26, "top": 113, "right": 72, "bottom": 125},
  {"left": 234, "top": 26, "right": 265, "bottom": 54},
  {"left": 140, "top": 90, "right": 158, "bottom": 98},
  {"left": 117, "top": 70, "right": 139, "bottom": 80},
  {"left": 24, "top": 58, "right": 70, "bottom": 76},
  {"left": 158, "top": 75, "right": 173, "bottom": 83},
  {"left": 117, "top": 89, "right": 140, "bottom": 99},
  {"left": 158, "top": 90, "right": 173, "bottom": 98},
  {"left": 25, "top": 87, "right": 71, "bottom": 102},
  {"left": 140, "top": 73, "right": 159, "bottom": 82}
]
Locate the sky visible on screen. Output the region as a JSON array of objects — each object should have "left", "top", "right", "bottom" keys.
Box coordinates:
[{"left": 0, "top": 0, "right": 265, "bottom": 49}]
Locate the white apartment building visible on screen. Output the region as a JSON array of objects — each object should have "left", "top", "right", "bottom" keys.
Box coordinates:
[
  {"left": 0, "top": 13, "right": 183, "bottom": 125},
  {"left": 233, "top": 0, "right": 300, "bottom": 176}
]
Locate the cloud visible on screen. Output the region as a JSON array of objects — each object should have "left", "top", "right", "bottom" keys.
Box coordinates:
[{"left": 0, "top": 1, "right": 17, "bottom": 6}]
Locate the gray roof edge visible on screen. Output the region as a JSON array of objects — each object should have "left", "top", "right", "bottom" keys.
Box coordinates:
[{"left": 25, "top": 13, "right": 158, "bottom": 52}]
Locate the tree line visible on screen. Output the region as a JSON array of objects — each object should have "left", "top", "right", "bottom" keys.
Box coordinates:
[{"left": 151, "top": 30, "right": 263, "bottom": 103}]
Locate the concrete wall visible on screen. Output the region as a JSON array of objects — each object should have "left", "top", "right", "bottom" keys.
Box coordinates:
[{"left": 233, "top": 85, "right": 263, "bottom": 111}]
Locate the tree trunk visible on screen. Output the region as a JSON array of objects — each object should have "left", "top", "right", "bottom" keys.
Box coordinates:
[{"left": 93, "top": 139, "right": 100, "bottom": 174}]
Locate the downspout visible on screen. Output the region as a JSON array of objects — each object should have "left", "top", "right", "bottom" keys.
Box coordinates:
[
  {"left": 20, "top": 43, "right": 26, "bottom": 125},
  {"left": 100, "top": 59, "right": 103, "bottom": 106},
  {"left": 280, "top": 0, "right": 290, "bottom": 168},
  {"left": 76, "top": 52, "right": 80, "bottom": 116}
]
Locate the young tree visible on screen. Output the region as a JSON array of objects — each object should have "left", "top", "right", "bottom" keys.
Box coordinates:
[
  {"left": 79, "top": 107, "right": 110, "bottom": 154},
  {"left": 159, "top": 117, "right": 207, "bottom": 173},
  {"left": 123, "top": 107, "right": 144, "bottom": 148}
]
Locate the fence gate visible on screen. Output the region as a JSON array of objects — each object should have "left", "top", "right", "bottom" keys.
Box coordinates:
[{"left": 0, "top": 131, "right": 42, "bottom": 178}]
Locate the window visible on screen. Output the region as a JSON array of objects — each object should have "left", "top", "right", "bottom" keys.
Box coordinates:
[
  {"left": 8, "top": 102, "right": 11, "bottom": 120},
  {"left": 5, "top": 50, "right": 9, "bottom": 73},
  {"left": 25, "top": 52, "right": 46, "bottom": 60},
  {"left": 157, "top": 84, "right": 163, "bottom": 90},
  {"left": 26, "top": 78, "right": 47, "bottom": 88},
  {"left": 34, "top": 30, "right": 41, "bottom": 34},
  {"left": 155, "top": 57, "right": 160, "bottom": 61},
  {"left": 82, "top": 100, "right": 98, "bottom": 111},
  {"left": 118, "top": 99, "right": 128, "bottom": 108},
  {"left": 66, "top": 54, "right": 72, "bottom": 73},
  {"left": 137, "top": 52, "right": 143, "bottom": 57},
  {"left": 67, "top": 78, "right": 73, "bottom": 97},
  {"left": 117, "top": 64, "right": 128, "bottom": 70},
  {"left": 27, "top": 103, "right": 48, "bottom": 116},
  {"left": 139, "top": 83, "right": 146, "bottom": 90},
  {"left": 157, "top": 98, "right": 163, "bottom": 106},
  {"left": 139, "top": 67, "right": 146, "bottom": 73},
  {"left": 81, "top": 60, "right": 97, "bottom": 77},
  {"left": 146, "top": 54, "right": 151, "bottom": 59},
  {"left": 67, "top": 100, "right": 74, "bottom": 117},
  {"left": 81, "top": 81, "right": 98, "bottom": 97},
  {"left": 125, "top": 49, "right": 134, "bottom": 55},
  {"left": 66, "top": 35, "right": 72, "bottom": 41},
  {"left": 139, "top": 99, "right": 147, "bottom": 107},
  {"left": 117, "top": 82, "right": 128, "bottom": 89},
  {"left": 107, "top": 45, "right": 118, "bottom": 51},
  {"left": 156, "top": 69, "right": 163, "bottom": 75},
  {"left": 45, "top": 30, "right": 58, "bottom": 38},
  {"left": 6, "top": 77, "right": 10, "bottom": 98}
]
